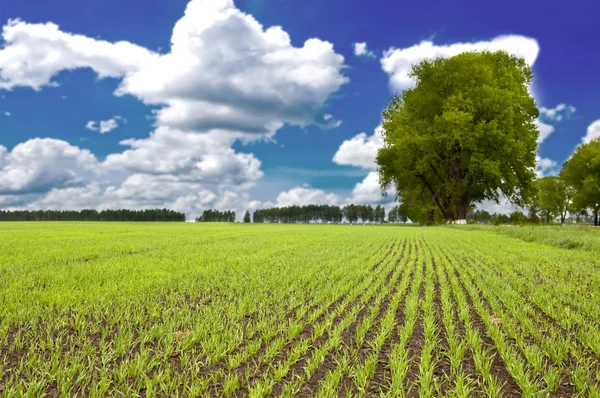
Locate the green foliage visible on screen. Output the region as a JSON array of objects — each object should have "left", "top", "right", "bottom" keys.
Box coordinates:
[
  {"left": 482, "top": 224, "right": 600, "bottom": 252},
  {"left": 534, "top": 176, "right": 572, "bottom": 224},
  {"left": 377, "top": 50, "right": 539, "bottom": 222},
  {"left": 388, "top": 204, "right": 408, "bottom": 223},
  {"left": 243, "top": 210, "right": 251, "bottom": 223},
  {"left": 510, "top": 211, "right": 527, "bottom": 225},
  {"left": 0, "top": 208, "right": 186, "bottom": 221},
  {"left": 562, "top": 138, "right": 600, "bottom": 226},
  {"left": 196, "top": 209, "right": 236, "bottom": 222},
  {"left": 253, "top": 204, "right": 387, "bottom": 224},
  {"left": 0, "top": 209, "right": 185, "bottom": 221}
]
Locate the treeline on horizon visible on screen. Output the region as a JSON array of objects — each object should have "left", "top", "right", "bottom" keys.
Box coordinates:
[
  {"left": 195, "top": 209, "right": 236, "bottom": 222},
  {"left": 252, "top": 204, "right": 399, "bottom": 224},
  {"left": 0, "top": 209, "right": 186, "bottom": 222},
  {"left": 470, "top": 209, "right": 596, "bottom": 225}
]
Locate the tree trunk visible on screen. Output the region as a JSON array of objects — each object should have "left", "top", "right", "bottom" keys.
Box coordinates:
[
  {"left": 455, "top": 198, "right": 469, "bottom": 220},
  {"left": 595, "top": 208, "right": 599, "bottom": 226}
]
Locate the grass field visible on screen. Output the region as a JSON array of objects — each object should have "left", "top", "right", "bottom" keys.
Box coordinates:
[{"left": 1, "top": 223, "right": 599, "bottom": 397}]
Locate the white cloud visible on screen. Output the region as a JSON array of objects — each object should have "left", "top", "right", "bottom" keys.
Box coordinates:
[
  {"left": 0, "top": 138, "right": 98, "bottom": 195},
  {"left": 535, "top": 155, "right": 557, "bottom": 177},
  {"left": 582, "top": 120, "right": 600, "bottom": 144},
  {"left": 535, "top": 119, "right": 555, "bottom": 144},
  {"left": 323, "top": 113, "right": 342, "bottom": 128},
  {"left": 539, "top": 103, "right": 576, "bottom": 121},
  {"left": 477, "top": 196, "right": 518, "bottom": 215},
  {"left": 0, "top": 1, "right": 347, "bottom": 133},
  {"left": 332, "top": 125, "right": 383, "bottom": 169},
  {"left": 0, "top": 0, "right": 348, "bottom": 217},
  {"left": 85, "top": 116, "right": 122, "bottom": 133},
  {"left": 274, "top": 186, "right": 343, "bottom": 207},
  {"left": 24, "top": 174, "right": 265, "bottom": 221},
  {"left": 331, "top": 124, "right": 394, "bottom": 204},
  {"left": 4, "top": 111, "right": 10, "bottom": 116},
  {"left": 353, "top": 42, "right": 375, "bottom": 58},
  {"left": 351, "top": 171, "right": 384, "bottom": 203},
  {"left": 103, "top": 127, "right": 262, "bottom": 186},
  {"left": 381, "top": 35, "right": 539, "bottom": 92},
  {"left": 99, "top": 117, "right": 121, "bottom": 133},
  {"left": 0, "top": 19, "right": 158, "bottom": 90},
  {"left": 115, "top": 0, "right": 346, "bottom": 133}
]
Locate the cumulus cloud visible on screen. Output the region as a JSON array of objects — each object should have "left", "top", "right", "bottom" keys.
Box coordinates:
[
  {"left": 85, "top": 116, "right": 122, "bottom": 133},
  {"left": 332, "top": 125, "right": 383, "bottom": 169},
  {"left": 121, "top": 0, "right": 346, "bottom": 133},
  {"left": 353, "top": 42, "right": 375, "bottom": 58},
  {"left": 4, "top": 111, "right": 10, "bottom": 116},
  {"left": 535, "top": 155, "right": 557, "bottom": 177},
  {"left": 0, "top": 0, "right": 348, "bottom": 217},
  {"left": 274, "top": 185, "right": 343, "bottom": 207},
  {"left": 103, "top": 127, "right": 263, "bottom": 186},
  {"left": 478, "top": 196, "right": 518, "bottom": 215},
  {"left": 22, "top": 173, "right": 265, "bottom": 221},
  {"left": 0, "top": 19, "right": 158, "bottom": 90},
  {"left": 0, "top": 0, "right": 346, "bottom": 134},
  {"left": 539, "top": 104, "right": 576, "bottom": 121},
  {"left": 582, "top": 120, "right": 600, "bottom": 144},
  {"left": 535, "top": 119, "right": 555, "bottom": 144},
  {"left": 381, "top": 35, "right": 539, "bottom": 92},
  {"left": 331, "top": 123, "right": 396, "bottom": 205},
  {"left": 351, "top": 171, "right": 384, "bottom": 203},
  {"left": 0, "top": 138, "right": 98, "bottom": 195}
]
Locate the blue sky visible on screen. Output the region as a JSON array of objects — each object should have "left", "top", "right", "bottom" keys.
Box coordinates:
[{"left": 0, "top": 0, "right": 598, "bottom": 218}]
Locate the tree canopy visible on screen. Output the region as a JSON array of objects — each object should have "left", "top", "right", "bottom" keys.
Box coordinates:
[
  {"left": 562, "top": 138, "right": 600, "bottom": 226},
  {"left": 377, "top": 50, "right": 539, "bottom": 221},
  {"left": 252, "top": 204, "right": 386, "bottom": 224},
  {"left": 195, "top": 209, "right": 236, "bottom": 222},
  {"left": 534, "top": 176, "right": 572, "bottom": 224}
]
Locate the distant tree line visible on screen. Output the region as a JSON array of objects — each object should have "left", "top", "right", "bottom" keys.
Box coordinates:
[
  {"left": 253, "top": 205, "right": 342, "bottom": 223},
  {"left": 251, "top": 204, "right": 396, "bottom": 224},
  {"left": 0, "top": 209, "right": 186, "bottom": 222},
  {"left": 387, "top": 205, "right": 409, "bottom": 223},
  {"left": 466, "top": 208, "right": 596, "bottom": 226},
  {"left": 195, "top": 209, "right": 236, "bottom": 222}
]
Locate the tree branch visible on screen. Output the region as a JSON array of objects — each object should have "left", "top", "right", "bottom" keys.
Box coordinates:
[{"left": 416, "top": 172, "right": 449, "bottom": 220}]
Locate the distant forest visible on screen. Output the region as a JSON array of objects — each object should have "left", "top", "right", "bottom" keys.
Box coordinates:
[
  {"left": 252, "top": 204, "right": 403, "bottom": 224},
  {"left": 195, "top": 209, "right": 236, "bottom": 222},
  {"left": 0, "top": 209, "right": 186, "bottom": 222}
]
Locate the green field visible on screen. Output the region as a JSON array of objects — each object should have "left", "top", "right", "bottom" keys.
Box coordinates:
[{"left": 1, "top": 223, "right": 599, "bottom": 397}]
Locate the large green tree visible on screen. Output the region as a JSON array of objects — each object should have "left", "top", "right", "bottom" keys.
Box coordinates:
[
  {"left": 377, "top": 51, "right": 539, "bottom": 221},
  {"left": 562, "top": 138, "right": 600, "bottom": 226}
]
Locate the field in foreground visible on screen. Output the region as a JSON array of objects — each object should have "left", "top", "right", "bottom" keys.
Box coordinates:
[{"left": 1, "top": 223, "right": 599, "bottom": 397}]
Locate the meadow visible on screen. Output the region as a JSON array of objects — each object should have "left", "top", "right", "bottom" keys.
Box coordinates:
[{"left": 0, "top": 222, "right": 599, "bottom": 397}]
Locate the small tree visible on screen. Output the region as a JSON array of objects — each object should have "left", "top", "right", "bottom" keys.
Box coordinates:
[
  {"left": 243, "top": 210, "right": 251, "bottom": 223},
  {"left": 535, "top": 175, "right": 572, "bottom": 224},
  {"left": 562, "top": 138, "right": 600, "bottom": 226},
  {"left": 510, "top": 211, "right": 527, "bottom": 225}
]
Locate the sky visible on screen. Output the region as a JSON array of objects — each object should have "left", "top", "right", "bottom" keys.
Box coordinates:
[{"left": 0, "top": 0, "right": 598, "bottom": 220}]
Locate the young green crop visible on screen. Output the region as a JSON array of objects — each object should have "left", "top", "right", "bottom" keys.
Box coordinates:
[{"left": 0, "top": 222, "right": 599, "bottom": 396}]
